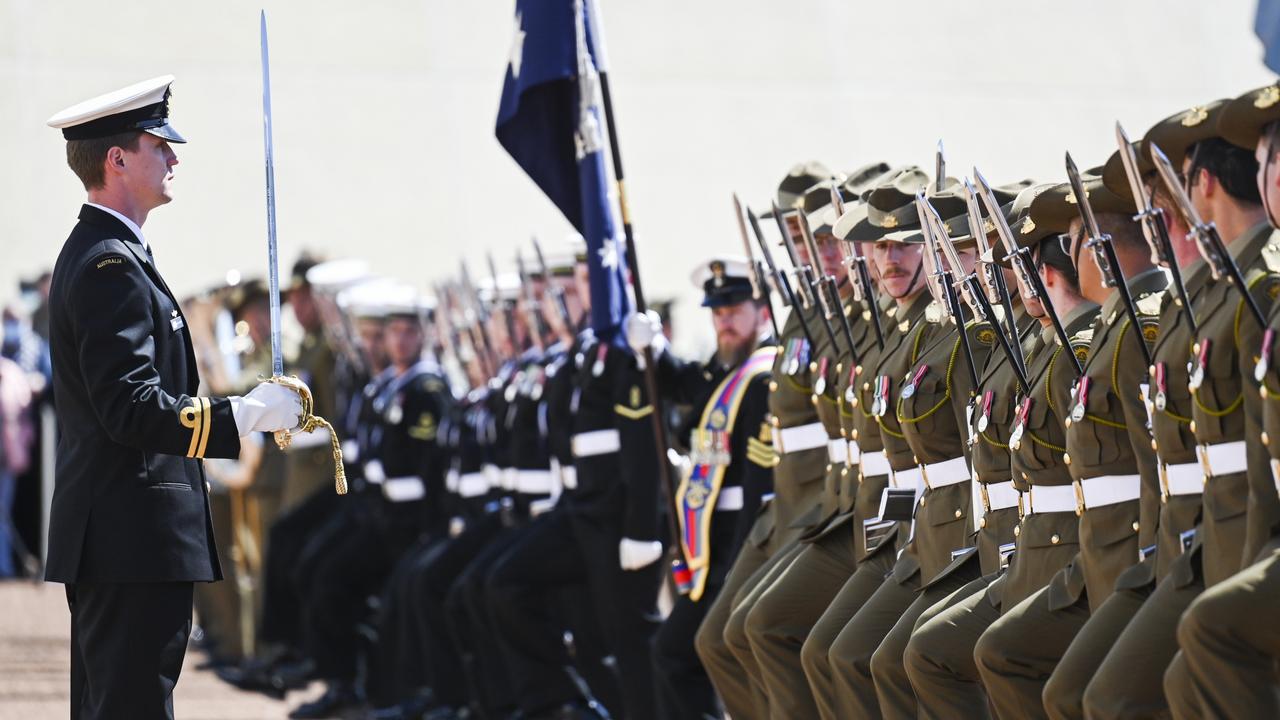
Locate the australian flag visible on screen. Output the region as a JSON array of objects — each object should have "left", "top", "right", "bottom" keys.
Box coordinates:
[{"left": 496, "top": 0, "right": 631, "bottom": 340}]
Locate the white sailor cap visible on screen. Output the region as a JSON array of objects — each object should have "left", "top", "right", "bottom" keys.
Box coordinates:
[
  {"left": 305, "top": 259, "right": 371, "bottom": 292},
  {"left": 690, "top": 256, "right": 755, "bottom": 308},
  {"left": 478, "top": 272, "right": 521, "bottom": 304},
  {"left": 47, "top": 75, "right": 185, "bottom": 143},
  {"left": 338, "top": 278, "right": 407, "bottom": 320}
]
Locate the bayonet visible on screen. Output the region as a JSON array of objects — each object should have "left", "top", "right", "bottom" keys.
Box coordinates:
[
  {"left": 531, "top": 236, "right": 574, "bottom": 334},
  {"left": 936, "top": 140, "right": 946, "bottom": 194},
  {"left": 1149, "top": 143, "right": 1265, "bottom": 330},
  {"left": 915, "top": 193, "right": 980, "bottom": 391},
  {"left": 1066, "top": 152, "right": 1153, "bottom": 366},
  {"left": 785, "top": 206, "right": 841, "bottom": 352},
  {"left": 975, "top": 168, "right": 1082, "bottom": 377},
  {"left": 488, "top": 252, "right": 521, "bottom": 353},
  {"left": 1116, "top": 124, "right": 1197, "bottom": 333},
  {"left": 747, "top": 207, "right": 817, "bottom": 349},
  {"left": 771, "top": 201, "right": 815, "bottom": 310},
  {"left": 964, "top": 180, "right": 1027, "bottom": 379},
  {"left": 514, "top": 249, "right": 547, "bottom": 351},
  {"left": 733, "top": 193, "right": 782, "bottom": 340},
  {"left": 830, "top": 185, "right": 885, "bottom": 348}
]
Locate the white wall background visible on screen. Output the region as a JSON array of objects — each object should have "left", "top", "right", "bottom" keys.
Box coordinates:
[{"left": 1, "top": 0, "right": 1273, "bottom": 354}]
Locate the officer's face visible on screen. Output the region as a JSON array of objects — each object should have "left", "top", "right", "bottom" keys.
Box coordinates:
[
  {"left": 356, "top": 318, "right": 387, "bottom": 371},
  {"left": 870, "top": 240, "right": 924, "bottom": 300},
  {"left": 711, "top": 301, "right": 765, "bottom": 360},
  {"left": 290, "top": 286, "right": 320, "bottom": 332},
  {"left": 115, "top": 133, "right": 178, "bottom": 209},
  {"left": 385, "top": 317, "right": 424, "bottom": 367}
]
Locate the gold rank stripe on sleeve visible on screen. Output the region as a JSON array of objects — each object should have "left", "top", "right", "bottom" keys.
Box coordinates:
[
  {"left": 614, "top": 403, "right": 654, "bottom": 420},
  {"left": 747, "top": 436, "right": 779, "bottom": 467},
  {"left": 179, "top": 397, "right": 213, "bottom": 458}
]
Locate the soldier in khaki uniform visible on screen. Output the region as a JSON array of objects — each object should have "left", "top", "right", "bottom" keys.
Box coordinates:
[
  {"left": 973, "top": 175, "right": 1167, "bottom": 718},
  {"left": 903, "top": 183, "right": 1095, "bottom": 717},
  {"left": 738, "top": 166, "right": 895, "bottom": 719},
  {"left": 1162, "top": 82, "right": 1280, "bottom": 719},
  {"left": 695, "top": 161, "right": 838, "bottom": 720},
  {"left": 1075, "top": 102, "right": 1280, "bottom": 719},
  {"left": 825, "top": 169, "right": 1001, "bottom": 716}
]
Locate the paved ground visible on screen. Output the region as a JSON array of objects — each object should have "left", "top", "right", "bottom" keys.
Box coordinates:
[{"left": 0, "top": 580, "right": 316, "bottom": 720}]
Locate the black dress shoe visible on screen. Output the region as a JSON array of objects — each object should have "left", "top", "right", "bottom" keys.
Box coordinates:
[{"left": 288, "top": 683, "right": 361, "bottom": 719}]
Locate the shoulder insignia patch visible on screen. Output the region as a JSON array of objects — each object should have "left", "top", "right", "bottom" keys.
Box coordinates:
[
  {"left": 408, "top": 413, "right": 438, "bottom": 441},
  {"left": 94, "top": 255, "right": 125, "bottom": 269},
  {"left": 1140, "top": 318, "right": 1160, "bottom": 344},
  {"left": 975, "top": 326, "right": 996, "bottom": 346},
  {"left": 629, "top": 385, "right": 642, "bottom": 408},
  {"left": 1071, "top": 342, "right": 1090, "bottom": 365}
]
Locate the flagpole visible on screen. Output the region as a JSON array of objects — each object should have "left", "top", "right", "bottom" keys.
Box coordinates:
[{"left": 594, "top": 57, "right": 685, "bottom": 571}]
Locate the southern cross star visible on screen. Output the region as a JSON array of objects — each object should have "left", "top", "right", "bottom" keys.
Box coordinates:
[{"left": 509, "top": 12, "right": 526, "bottom": 79}]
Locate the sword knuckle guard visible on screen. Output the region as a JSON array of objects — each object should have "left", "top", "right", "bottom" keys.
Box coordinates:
[{"left": 265, "top": 374, "right": 348, "bottom": 495}]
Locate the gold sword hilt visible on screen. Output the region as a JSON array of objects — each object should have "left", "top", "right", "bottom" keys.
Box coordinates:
[{"left": 265, "top": 374, "right": 348, "bottom": 495}]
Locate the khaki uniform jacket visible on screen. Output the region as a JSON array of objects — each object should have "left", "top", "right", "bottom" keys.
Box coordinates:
[
  {"left": 1003, "top": 302, "right": 1099, "bottom": 610},
  {"left": 895, "top": 309, "right": 997, "bottom": 585},
  {"left": 1059, "top": 267, "right": 1167, "bottom": 612}
]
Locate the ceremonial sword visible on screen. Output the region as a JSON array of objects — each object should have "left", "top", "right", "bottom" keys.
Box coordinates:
[{"left": 259, "top": 10, "right": 347, "bottom": 494}]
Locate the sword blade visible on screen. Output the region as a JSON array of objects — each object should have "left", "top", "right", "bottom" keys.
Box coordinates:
[{"left": 260, "top": 10, "right": 283, "bottom": 377}]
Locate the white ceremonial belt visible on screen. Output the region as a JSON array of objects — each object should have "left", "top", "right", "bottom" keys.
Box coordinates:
[
  {"left": 561, "top": 465, "right": 579, "bottom": 490},
  {"left": 1162, "top": 461, "right": 1205, "bottom": 498},
  {"left": 289, "top": 427, "right": 330, "bottom": 449},
  {"left": 893, "top": 465, "right": 922, "bottom": 490},
  {"left": 383, "top": 476, "right": 425, "bottom": 503},
  {"left": 761, "top": 492, "right": 776, "bottom": 503},
  {"left": 775, "top": 422, "right": 827, "bottom": 455},
  {"left": 500, "top": 467, "right": 518, "bottom": 491},
  {"left": 847, "top": 438, "right": 861, "bottom": 465},
  {"left": 1076, "top": 474, "right": 1142, "bottom": 512},
  {"left": 482, "top": 463, "right": 502, "bottom": 489},
  {"left": 445, "top": 468, "right": 460, "bottom": 493},
  {"left": 515, "top": 470, "right": 556, "bottom": 494},
  {"left": 827, "top": 439, "right": 848, "bottom": 464},
  {"left": 860, "top": 450, "right": 892, "bottom": 478},
  {"left": 982, "top": 480, "right": 1022, "bottom": 512},
  {"left": 572, "top": 429, "right": 621, "bottom": 458},
  {"left": 716, "top": 486, "right": 745, "bottom": 511},
  {"left": 457, "top": 472, "right": 489, "bottom": 498},
  {"left": 1026, "top": 484, "right": 1078, "bottom": 514},
  {"left": 1198, "top": 440, "right": 1248, "bottom": 478},
  {"left": 921, "top": 456, "right": 970, "bottom": 489}
]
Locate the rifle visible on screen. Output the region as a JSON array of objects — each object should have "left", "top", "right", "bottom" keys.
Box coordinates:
[
  {"left": 964, "top": 181, "right": 1027, "bottom": 380},
  {"left": 747, "top": 207, "right": 818, "bottom": 349},
  {"left": 1148, "top": 144, "right": 1266, "bottom": 330},
  {"left": 916, "top": 193, "right": 980, "bottom": 392},
  {"left": 1116, "top": 124, "right": 1197, "bottom": 334},
  {"left": 532, "top": 236, "right": 575, "bottom": 336},
  {"left": 974, "top": 168, "right": 1082, "bottom": 377},
  {"left": 488, "top": 252, "right": 522, "bottom": 354},
  {"left": 1066, "top": 153, "right": 1153, "bottom": 367},
  {"left": 772, "top": 201, "right": 840, "bottom": 351},
  {"left": 515, "top": 249, "right": 549, "bottom": 351},
  {"left": 460, "top": 260, "right": 499, "bottom": 375},
  {"left": 797, "top": 207, "right": 859, "bottom": 361},
  {"left": 733, "top": 193, "right": 782, "bottom": 340},
  {"left": 830, "top": 184, "right": 885, "bottom": 349}
]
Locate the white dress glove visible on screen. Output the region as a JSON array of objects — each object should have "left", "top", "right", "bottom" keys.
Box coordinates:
[
  {"left": 619, "top": 538, "right": 663, "bottom": 571},
  {"left": 229, "top": 382, "right": 303, "bottom": 437},
  {"left": 624, "top": 310, "right": 665, "bottom": 356}
]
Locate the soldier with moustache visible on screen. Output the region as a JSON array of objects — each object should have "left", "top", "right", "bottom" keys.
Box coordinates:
[
  {"left": 827, "top": 175, "right": 1008, "bottom": 717},
  {"left": 973, "top": 174, "right": 1167, "bottom": 718},
  {"left": 288, "top": 289, "right": 453, "bottom": 719},
  {"left": 1158, "top": 83, "right": 1280, "bottom": 719},
  {"left": 693, "top": 161, "right": 838, "bottom": 720},
  {"left": 43, "top": 76, "right": 304, "bottom": 719},
  {"left": 902, "top": 184, "right": 1099, "bottom": 717}
]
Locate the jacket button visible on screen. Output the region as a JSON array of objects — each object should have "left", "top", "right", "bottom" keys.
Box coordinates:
[
  {"left": 954, "top": 508, "right": 962, "bottom": 519},
  {"left": 1263, "top": 432, "right": 1271, "bottom": 446},
  {"left": 1014, "top": 524, "right": 1021, "bottom": 536},
  {"left": 1190, "top": 420, "right": 1197, "bottom": 434},
  {"left": 769, "top": 381, "right": 778, "bottom": 392},
  {"left": 1063, "top": 453, "right": 1071, "bottom": 465},
  {"left": 979, "top": 517, "right": 987, "bottom": 529},
  {"left": 1050, "top": 533, "right": 1061, "bottom": 544},
  {"left": 1132, "top": 521, "right": 1140, "bottom": 532}
]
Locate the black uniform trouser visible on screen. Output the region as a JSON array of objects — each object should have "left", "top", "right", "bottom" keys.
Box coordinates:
[
  {"left": 67, "top": 581, "right": 193, "bottom": 720},
  {"left": 259, "top": 487, "right": 343, "bottom": 650},
  {"left": 446, "top": 521, "right": 531, "bottom": 717},
  {"left": 366, "top": 532, "right": 451, "bottom": 706},
  {"left": 487, "top": 508, "right": 623, "bottom": 715},
  {"left": 570, "top": 499, "right": 665, "bottom": 720},
  {"left": 300, "top": 506, "right": 416, "bottom": 684},
  {"left": 653, "top": 579, "right": 725, "bottom": 720},
  {"left": 374, "top": 511, "right": 506, "bottom": 708}
]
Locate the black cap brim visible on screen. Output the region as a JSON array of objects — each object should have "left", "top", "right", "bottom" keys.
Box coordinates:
[{"left": 145, "top": 123, "right": 186, "bottom": 144}]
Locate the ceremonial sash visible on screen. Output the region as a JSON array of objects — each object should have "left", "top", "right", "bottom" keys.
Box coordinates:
[{"left": 673, "top": 346, "right": 776, "bottom": 601}]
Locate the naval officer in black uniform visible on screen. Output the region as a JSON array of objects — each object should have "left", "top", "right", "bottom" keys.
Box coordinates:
[{"left": 45, "top": 76, "right": 306, "bottom": 719}]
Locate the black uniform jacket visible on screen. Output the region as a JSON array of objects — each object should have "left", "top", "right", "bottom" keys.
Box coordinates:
[{"left": 46, "top": 204, "right": 240, "bottom": 584}]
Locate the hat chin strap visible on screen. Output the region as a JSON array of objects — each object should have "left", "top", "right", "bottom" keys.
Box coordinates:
[{"left": 888, "top": 261, "right": 926, "bottom": 300}]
